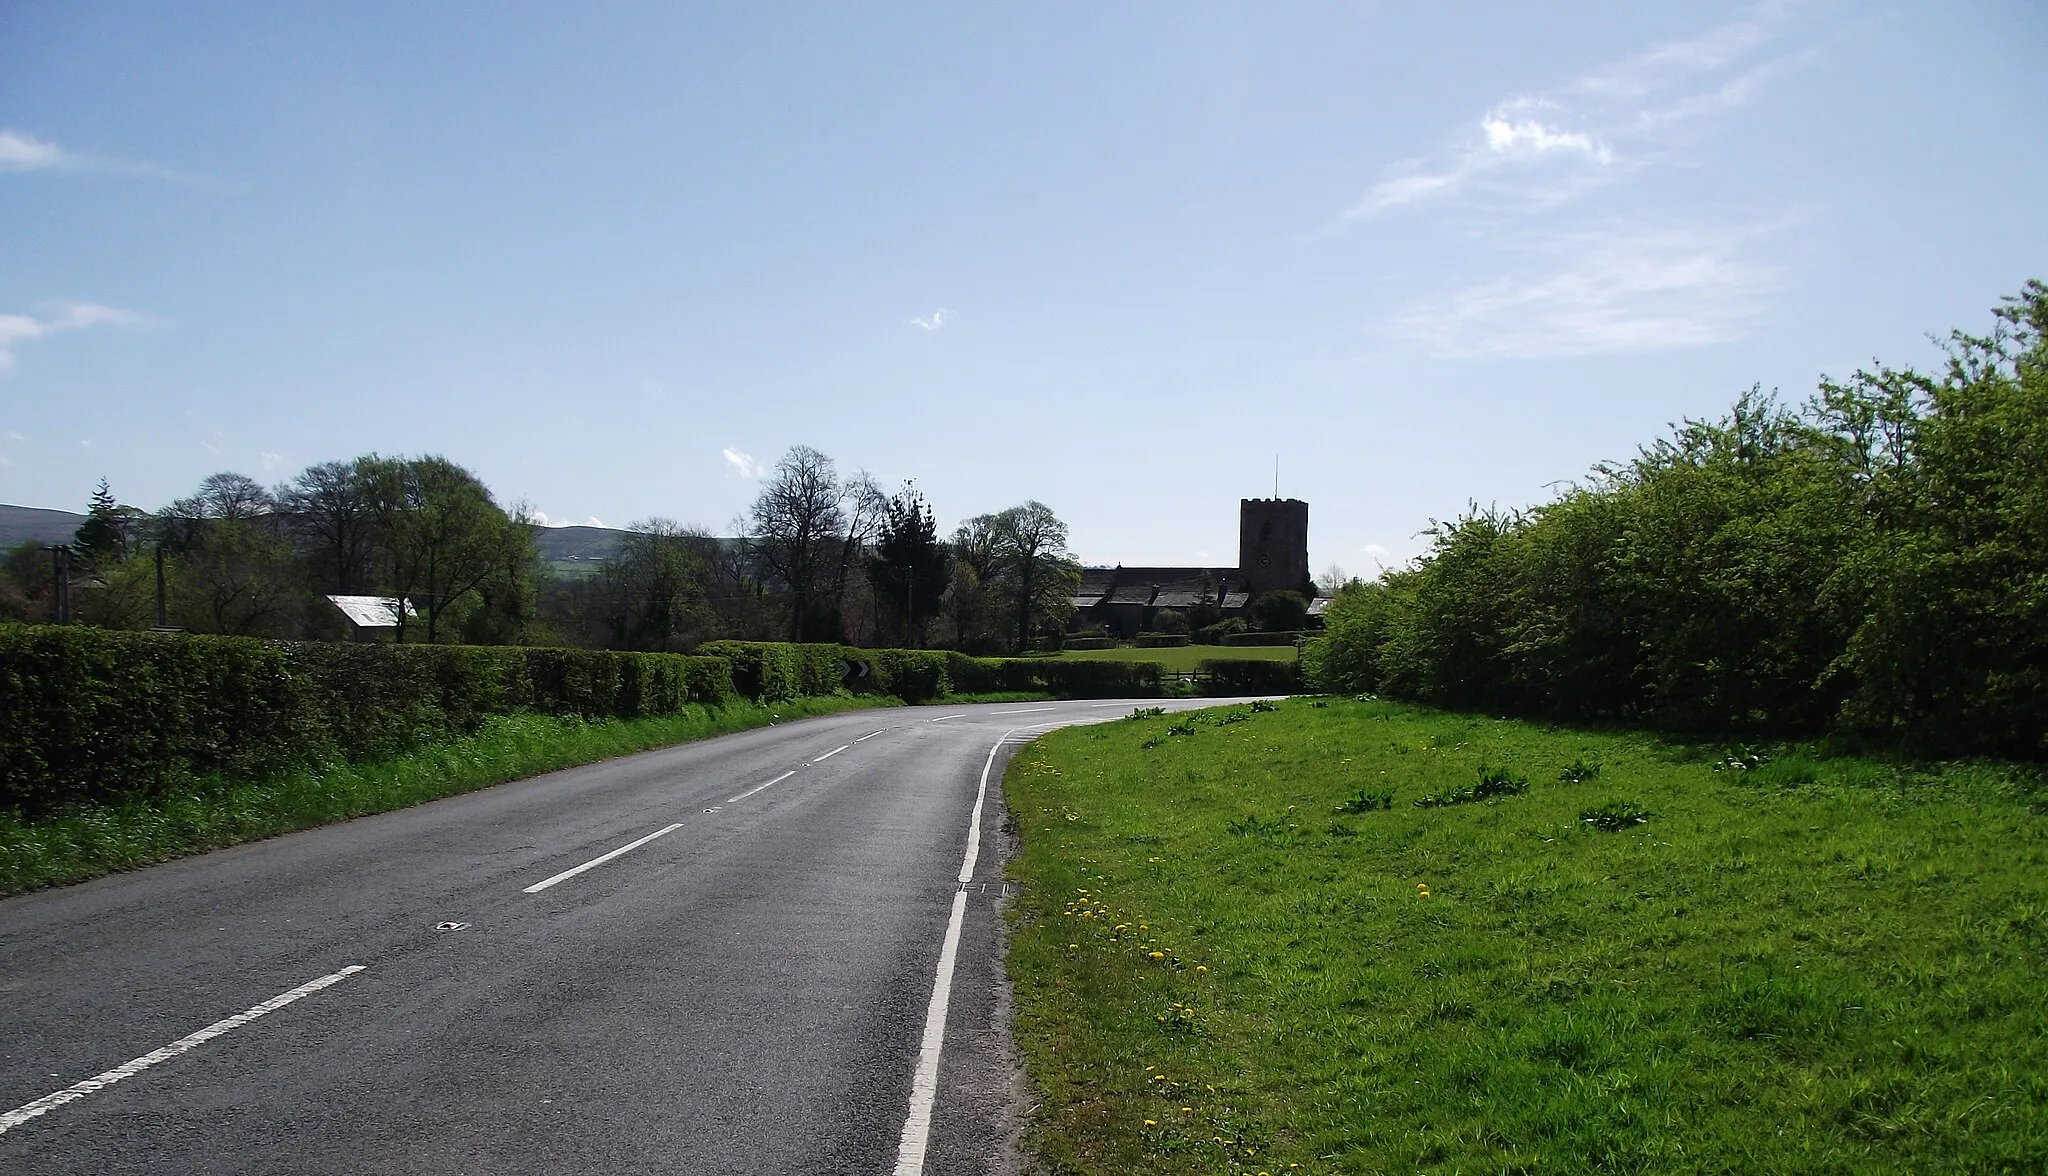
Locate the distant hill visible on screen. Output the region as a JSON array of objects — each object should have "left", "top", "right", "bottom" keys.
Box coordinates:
[
  {"left": 534, "top": 524, "right": 629, "bottom": 564},
  {"left": 0, "top": 505, "right": 87, "bottom": 549},
  {"left": 2, "top": 505, "right": 685, "bottom": 568}
]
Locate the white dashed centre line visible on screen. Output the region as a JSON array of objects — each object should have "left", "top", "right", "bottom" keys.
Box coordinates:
[
  {"left": 812, "top": 743, "right": 850, "bottom": 763},
  {"left": 926, "top": 714, "right": 964, "bottom": 722},
  {"left": 727, "top": 770, "right": 796, "bottom": 804},
  {"left": 522, "top": 823, "right": 685, "bottom": 893},
  {"left": 991, "top": 706, "right": 1057, "bottom": 715},
  {"left": 0, "top": 965, "right": 366, "bottom": 1137},
  {"left": 854, "top": 729, "right": 885, "bottom": 742}
]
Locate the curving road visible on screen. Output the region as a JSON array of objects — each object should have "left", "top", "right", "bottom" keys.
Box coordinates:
[{"left": 0, "top": 698, "right": 1221, "bottom": 1174}]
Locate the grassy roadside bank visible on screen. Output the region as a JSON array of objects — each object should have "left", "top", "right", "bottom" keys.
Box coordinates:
[
  {"left": 0, "top": 694, "right": 892, "bottom": 895},
  {"left": 1004, "top": 697, "right": 2048, "bottom": 1173}
]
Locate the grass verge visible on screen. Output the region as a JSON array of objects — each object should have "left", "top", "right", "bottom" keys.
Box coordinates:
[
  {"left": 0, "top": 694, "right": 891, "bottom": 895},
  {"left": 1005, "top": 695, "right": 2048, "bottom": 1174}
]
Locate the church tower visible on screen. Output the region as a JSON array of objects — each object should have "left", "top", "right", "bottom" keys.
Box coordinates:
[{"left": 1238, "top": 498, "right": 1309, "bottom": 596}]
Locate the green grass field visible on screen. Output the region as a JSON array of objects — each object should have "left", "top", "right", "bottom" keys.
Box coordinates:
[
  {"left": 1047, "top": 643, "right": 1298, "bottom": 672},
  {"left": 1004, "top": 697, "right": 2048, "bottom": 1174}
]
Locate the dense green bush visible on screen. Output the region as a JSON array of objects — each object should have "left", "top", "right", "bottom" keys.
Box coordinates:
[
  {"left": 0, "top": 625, "right": 733, "bottom": 814},
  {"left": 1195, "top": 617, "right": 1249, "bottom": 644},
  {"left": 1251, "top": 590, "right": 1310, "bottom": 632},
  {"left": 864, "top": 648, "right": 953, "bottom": 703},
  {"left": 1134, "top": 633, "right": 1191, "bottom": 648},
  {"left": 1312, "top": 282, "right": 2048, "bottom": 758},
  {"left": 1219, "top": 630, "right": 1306, "bottom": 647},
  {"left": 1198, "top": 658, "right": 1303, "bottom": 696},
  {"left": 1061, "top": 636, "right": 1116, "bottom": 651}
]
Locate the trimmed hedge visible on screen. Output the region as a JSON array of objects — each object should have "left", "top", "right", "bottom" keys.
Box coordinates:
[
  {"left": 0, "top": 625, "right": 732, "bottom": 815},
  {"left": 1220, "top": 630, "right": 1308, "bottom": 647},
  {"left": 1198, "top": 658, "right": 1303, "bottom": 695},
  {"left": 695, "top": 641, "right": 1167, "bottom": 704},
  {"left": 1061, "top": 636, "right": 1116, "bottom": 651},
  {"left": 695, "top": 640, "right": 958, "bottom": 704},
  {"left": 0, "top": 626, "right": 1177, "bottom": 817},
  {"left": 1134, "top": 634, "right": 1192, "bottom": 648},
  {"left": 944, "top": 652, "right": 1165, "bottom": 699},
  {"left": 695, "top": 640, "right": 847, "bottom": 702}
]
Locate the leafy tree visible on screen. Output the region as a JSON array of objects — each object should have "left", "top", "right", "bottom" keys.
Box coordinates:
[
  {"left": 831, "top": 471, "right": 888, "bottom": 637},
  {"left": 73, "top": 479, "right": 133, "bottom": 570},
  {"left": 868, "top": 482, "right": 951, "bottom": 647},
  {"left": 162, "top": 517, "right": 305, "bottom": 636},
  {"left": 459, "top": 504, "right": 546, "bottom": 646},
  {"left": 990, "top": 501, "right": 1079, "bottom": 653},
  {"left": 0, "top": 540, "right": 48, "bottom": 621},
  {"left": 1824, "top": 280, "right": 2048, "bottom": 754},
  {"left": 279, "top": 459, "right": 378, "bottom": 594},
  {"left": 948, "top": 513, "right": 1004, "bottom": 652},
  {"left": 599, "top": 517, "right": 711, "bottom": 651},
  {"left": 360, "top": 454, "right": 529, "bottom": 643},
  {"left": 1251, "top": 589, "right": 1310, "bottom": 633}
]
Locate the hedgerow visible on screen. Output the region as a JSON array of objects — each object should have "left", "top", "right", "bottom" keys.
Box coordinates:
[
  {"left": 0, "top": 625, "right": 732, "bottom": 814},
  {"left": 1308, "top": 282, "right": 2048, "bottom": 759},
  {"left": 0, "top": 628, "right": 1187, "bottom": 815}
]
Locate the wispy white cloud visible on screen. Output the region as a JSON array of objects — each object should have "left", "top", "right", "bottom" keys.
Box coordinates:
[
  {"left": 583, "top": 516, "right": 606, "bottom": 529},
  {"left": 0, "top": 129, "right": 68, "bottom": 171},
  {"left": 1393, "top": 225, "right": 1781, "bottom": 359},
  {"left": 1347, "top": 4, "right": 1800, "bottom": 218},
  {"left": 722, "top": 445, "right": 768, "bottom": 479},
  {"left": 0, "top": 301, "right": 154, "bottom": 373},
  {"left": 260, "top": 451, "right": 284, "bottom": 472},
  {"left": 909, "top": 309, "right": 954, "bottom": 331},
  {"left": 0, "top": 126, "right": 210, "bottom": 185}
]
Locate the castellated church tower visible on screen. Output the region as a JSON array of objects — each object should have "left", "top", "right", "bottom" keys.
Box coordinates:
[{"left": 1238, "top": 498, "right": 1310, "bottom": 596}]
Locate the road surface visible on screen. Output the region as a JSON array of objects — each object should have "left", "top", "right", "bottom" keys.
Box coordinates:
[{"left": 0, "top": 698, "right": 1222, "bottom": 1174}]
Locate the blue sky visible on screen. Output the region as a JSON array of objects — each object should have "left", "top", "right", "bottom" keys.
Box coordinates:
[{"left": 3, "top": 1, "right": 2043, "bottom": 574}]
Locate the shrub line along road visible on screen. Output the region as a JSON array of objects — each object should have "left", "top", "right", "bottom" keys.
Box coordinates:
[{"left": 0, "top": 698, "right": 1225, "bottom": 1174}]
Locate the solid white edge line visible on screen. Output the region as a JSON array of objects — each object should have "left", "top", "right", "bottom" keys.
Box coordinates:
[
  {"left": 893, "top": 725, "right": 1021, "bottom": 1176},
  {"left": 854, "top": 729, "right": 885, "bottom": 742},
  {"left": 727, "top": 770, "right": 796, "bottom": 804},
  {"left": 522, "top": 823, "right": 685, "bottom": 893},
  {"left": 957, "top": 727, "right": 1013, "bottom": 884},
  {"left": 0, "top": 965, "right": 366, "bottom": 1137},
  {"left": 991, "top": 706, "right": 1058, "bottom": 715},
  {"left": 814, "top": 743, "right": 850, "bottom": 762},
  {"left": 892, "top": 890, "right": 968, "bottom": 1176}
]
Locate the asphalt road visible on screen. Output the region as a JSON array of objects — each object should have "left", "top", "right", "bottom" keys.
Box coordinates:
[{"left": 0, "top": 697, "right": 1221, "bottom": 1174}]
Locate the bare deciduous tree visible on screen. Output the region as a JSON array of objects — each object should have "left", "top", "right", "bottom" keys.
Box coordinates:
[{"left": 749, "top": 445, "right": 847, "bottom": 642}]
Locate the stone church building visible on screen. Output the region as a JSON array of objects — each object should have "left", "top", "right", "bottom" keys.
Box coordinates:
[{"left": 1070, "top": 498, "right": 1313, "bottom": 638}]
